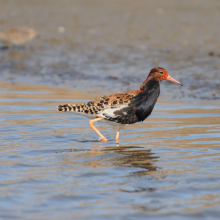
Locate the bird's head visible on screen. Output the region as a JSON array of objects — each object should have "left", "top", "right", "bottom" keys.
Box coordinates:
[
  {"left": 27, "top": 28, "right": 37, "bottom": 39},
  {"left": 149, "top": 67, "right": 182, "bottom": 85},
  {"left": 140, "top": 67, "right": 182, "bottom": 90}
]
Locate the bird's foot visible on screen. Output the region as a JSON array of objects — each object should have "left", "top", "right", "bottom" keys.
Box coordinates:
[{"left": 98, "top": 137, "right": 108, "bottom": 142}]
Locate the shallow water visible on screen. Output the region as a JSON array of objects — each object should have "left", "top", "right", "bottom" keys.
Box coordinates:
[{"left": 0, "top": 82, "right": 220, "bottom": 220}]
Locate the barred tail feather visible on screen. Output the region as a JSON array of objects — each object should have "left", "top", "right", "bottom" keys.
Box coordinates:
[
  {"left": 58, "top": 99, "right": 106, "bottom": 119},
  {"left": 58, "top": 104, "right": 78, "bottom": 112}
]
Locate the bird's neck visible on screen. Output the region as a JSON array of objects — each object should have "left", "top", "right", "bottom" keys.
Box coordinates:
[{"left": 140, "top": 77, "right": 159, "bottom": 90}]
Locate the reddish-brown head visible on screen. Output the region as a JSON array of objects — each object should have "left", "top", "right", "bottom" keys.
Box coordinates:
[{"left": 140, "top": 67, "right": 182, "bottom": 90}]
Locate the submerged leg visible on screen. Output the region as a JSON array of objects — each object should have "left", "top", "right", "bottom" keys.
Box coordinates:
[
  {"left": 89, "top": 118, "right": 108, "bottom": 142},
  {"left": 116, "top": 129, "right": 120, "bottom": 144}
]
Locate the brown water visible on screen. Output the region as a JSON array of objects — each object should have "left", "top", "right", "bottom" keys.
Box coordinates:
[{"left": 0, "top": 82, "right": 220, "bottom": 220}]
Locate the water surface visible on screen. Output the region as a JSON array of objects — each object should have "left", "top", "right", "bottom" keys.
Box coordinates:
[{"left": 0, "top": 82, "right": 220, "bottom": 219}]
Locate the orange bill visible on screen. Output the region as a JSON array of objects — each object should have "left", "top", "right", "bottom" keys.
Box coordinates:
[{"left": 167, "top": 75, "right": 183, "bottom": 86}]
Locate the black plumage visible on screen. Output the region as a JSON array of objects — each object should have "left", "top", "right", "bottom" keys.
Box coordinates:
[{"left": 111, "top": 78, "right": 160, "bottom": 124}]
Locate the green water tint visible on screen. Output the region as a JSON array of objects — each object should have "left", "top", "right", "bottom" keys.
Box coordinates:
[{"left": 0, "top": 83, "right": 220, "bottom": 219}]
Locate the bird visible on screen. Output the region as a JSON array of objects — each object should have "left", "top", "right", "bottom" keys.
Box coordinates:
[
  {"left": 58, "top": 67, "right": 183, "bottom": 144},
  {"left": 0, "top": 27, "right": 37, "bottom": 49}
]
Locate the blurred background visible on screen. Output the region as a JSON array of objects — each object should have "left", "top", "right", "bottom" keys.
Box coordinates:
[{"left": 0, "top": 0, "right": 220, "bottom": 100}]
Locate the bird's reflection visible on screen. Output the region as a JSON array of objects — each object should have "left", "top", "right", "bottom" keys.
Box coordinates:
[
  {"left": 101, "top": 145, "right": 159, "bottom": 176},
  {"left": 67, "top": 144, "right": 160, "bottom": 177}
]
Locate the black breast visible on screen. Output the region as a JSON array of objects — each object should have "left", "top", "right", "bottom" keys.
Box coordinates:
[
  {"left": 110, "top": 78, "right": 160, "bottom": 124},
  {"left": 131, "top": 78, "right": 160, "bottom": 122}
]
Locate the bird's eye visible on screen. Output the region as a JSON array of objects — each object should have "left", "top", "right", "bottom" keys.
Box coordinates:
[{"left": 160, "top": 71, "right": 164, "bottom": 74}]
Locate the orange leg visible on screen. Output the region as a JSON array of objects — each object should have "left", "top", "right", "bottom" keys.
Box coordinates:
[
  {"left": 89, "top": 118, "right": 108, "bottom": 142},
  {"left": 116, "top": 129, "right": 120, "bottom": 144}
]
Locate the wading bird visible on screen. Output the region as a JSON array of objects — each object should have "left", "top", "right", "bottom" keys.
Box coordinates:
[
  {"left": 58, "top": 67, "right": 182, "bottom": 144},
  {"left": 0, "top": 27, "right": 37, "bottom": 49}
]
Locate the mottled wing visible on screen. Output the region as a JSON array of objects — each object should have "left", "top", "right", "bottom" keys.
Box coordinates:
[{"left": 57, "top": 90, "right": 140, "bottom": 120}]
